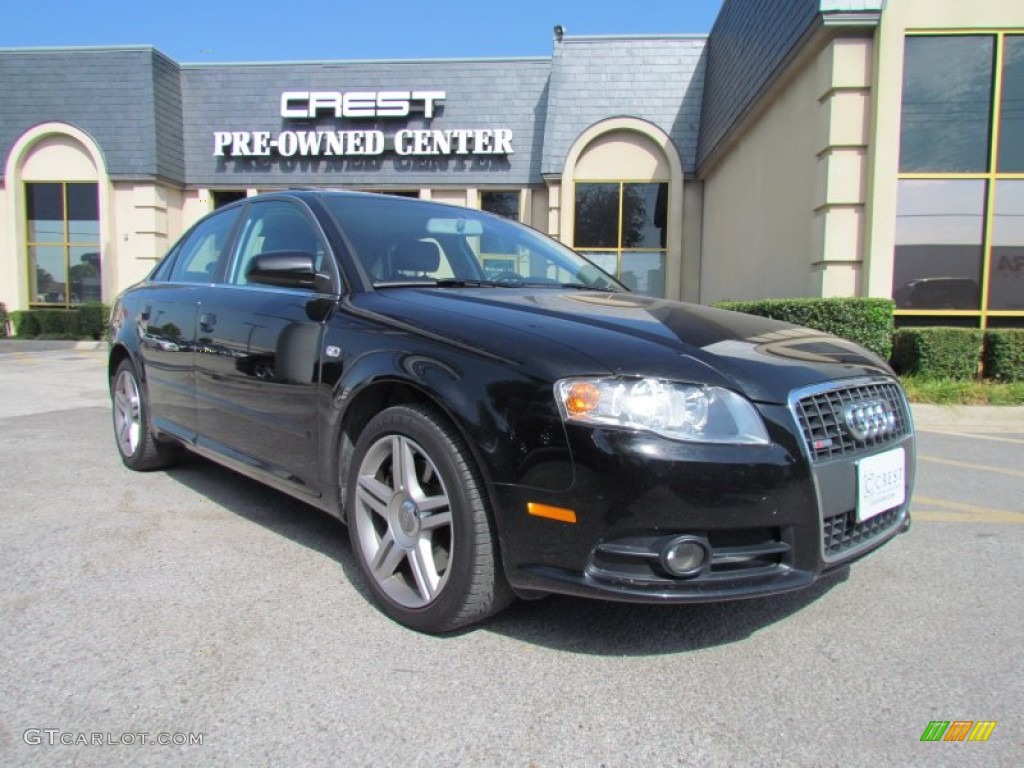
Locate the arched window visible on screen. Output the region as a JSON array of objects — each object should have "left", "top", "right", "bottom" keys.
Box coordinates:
[
  {"left": 561, "top": 120, "right": 684, "bottom": 299},
  {"left": 5, "top": 125, "right": 109, "bottom": 311}
]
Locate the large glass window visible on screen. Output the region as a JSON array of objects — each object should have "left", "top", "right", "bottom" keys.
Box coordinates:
[
  {"left": 480, "top": 191, "right": 520, "bottom": 221},
  {"left": 26, "top": 182, "right": 100, "bottom": 307},
  {"left": 894, "top": 180, "right": 984, "bottom": 310},
  {"left": 574, "top": 182, "right": 667, "bottom": 297},
  {"left": 895, "top": 33, "right": 1024, "bottom": 327},
  {"left": 998, "top": 36, "right": 1024, "bottom": 172},
  {"left": 899, "top": 36, "right": 994, "bottom": 173},
  {"left": 990, "top": 181, "right": 1024, "bottom": 310},
  {"left": 212, "top": 189, "right": 247, "bottom": 209}
]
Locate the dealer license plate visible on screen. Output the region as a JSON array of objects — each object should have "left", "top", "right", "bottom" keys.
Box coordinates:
[{"left": 857, "top": 447, "right": 906, "bottom": 522}]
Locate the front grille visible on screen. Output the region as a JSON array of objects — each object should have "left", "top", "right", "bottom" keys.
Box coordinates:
[
  {"left": 793, "top": 380, "right": 910, "bottom": 462},
  {"left": 822, "top": 508, "right": 901, "bottom": 557}
]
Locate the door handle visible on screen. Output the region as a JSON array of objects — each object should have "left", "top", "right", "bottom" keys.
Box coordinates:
[
  {"left": 199, "top": 313, "right": 217, "bottom": 333},
  {"left": 140, "top": 304, "right": 151, "bottom": 321}
]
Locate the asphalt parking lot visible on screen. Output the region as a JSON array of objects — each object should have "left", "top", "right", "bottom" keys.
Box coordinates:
[{"left": 1, "top": 345, "right": 1021, "bottom": 767}]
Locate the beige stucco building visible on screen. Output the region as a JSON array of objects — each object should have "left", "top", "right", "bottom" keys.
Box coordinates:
[{"left": 1, "top": 0, "right": 1022, "bottom": 328}]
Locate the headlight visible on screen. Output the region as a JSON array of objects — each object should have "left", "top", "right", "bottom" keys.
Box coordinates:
[{"left": 554, "top": 377, "right": 770, "bottom": 445}]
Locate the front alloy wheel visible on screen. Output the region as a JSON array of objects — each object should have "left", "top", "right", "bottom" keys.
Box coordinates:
[{"left": 347, "top": 405, "right": 510, "bottom": 632}]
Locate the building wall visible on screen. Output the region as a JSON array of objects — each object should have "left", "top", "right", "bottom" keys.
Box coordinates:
[
  {"left": 700, "top": 40, "right": 823, "bottom": 302},
  {"left": 4, "top": 7, "right": 1020, "bottom": 319},
  {"left": 0, "top": 38, "right": 714, "bottom": 311},
  {"left": 110, "top": 182, "right": 188, "bottom": 292},
  {"left": 700, "top": 31, "right": 875, "bottom": 304},
  {"left": 698, "top": 0, "right": 820, "bottom": 170},
  {"left": 812, "top": 36, "right": 874, "bottom": 298}
]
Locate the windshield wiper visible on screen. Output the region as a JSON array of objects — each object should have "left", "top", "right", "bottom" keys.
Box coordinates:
[
  {"left": 502, "top": 280, "right": 620, "bottom": 292},
  {"left": 391, "top": 277, "right": 620, "bottom": 292},
  {"left": 432, "top": 278, "right": 498, "bottom": 288},
  {"left": 558, "top": 282, "right": 619, "bottom": 292}
]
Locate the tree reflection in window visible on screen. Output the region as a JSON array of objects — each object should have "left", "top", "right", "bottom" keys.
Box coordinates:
[
  {"left": 574, "top": 182, "right": 667, "bottom": 297},
  {"left": 26, "top": 182, "right": 101, "bottom": 307}
]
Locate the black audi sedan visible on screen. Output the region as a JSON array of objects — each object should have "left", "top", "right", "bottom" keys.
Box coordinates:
[{"left": 108, "top": 190, "right": 914, "bottom": 632}]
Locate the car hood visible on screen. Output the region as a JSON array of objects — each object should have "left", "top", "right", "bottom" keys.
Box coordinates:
[{"left": 353, "top": 288, "right": 893, "bottom": 404}]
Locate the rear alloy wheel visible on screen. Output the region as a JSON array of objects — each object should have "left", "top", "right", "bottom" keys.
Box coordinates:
[
  {"left": 347, "top": 405, "right": 510, "bottom": 633},
  {"left": 111, "top": 359, "right": 180, "bottom": 471}
]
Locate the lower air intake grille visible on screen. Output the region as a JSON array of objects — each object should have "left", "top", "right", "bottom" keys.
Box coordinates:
[{"left": 823, "top": 508, "right": 900, "bottom": 558}]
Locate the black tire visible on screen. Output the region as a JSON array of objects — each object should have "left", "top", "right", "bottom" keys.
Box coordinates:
[
  {"left": 346, "top": 404, "right": 512, "bottom": 632},
  {"left": 111, "top": 359, "right": 180, "bottom": 471}
]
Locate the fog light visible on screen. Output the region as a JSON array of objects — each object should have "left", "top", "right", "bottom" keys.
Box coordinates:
[{"left": 660, "top": 536, "right": 710, "bottom": 577}]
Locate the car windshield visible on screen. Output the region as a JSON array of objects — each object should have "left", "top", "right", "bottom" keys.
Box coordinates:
[{"left": 320, "top": 193, "right": 624, "bottom": 292}]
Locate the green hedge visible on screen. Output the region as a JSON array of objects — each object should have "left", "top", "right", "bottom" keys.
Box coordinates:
[
  {"left": 983, "top": 329, "right": 1024, "bottom": 381},
  {"left": 711, "top": 297, "right": 895, "bottom": 359},
  {"left": 9, "top": 303, "right": 109, "bottom": 340},
  {"left": 76, "top": 302, "right": 109, "bottom": 340},
  {"left": 38, "top": 309, "right": 80, "bottom": 336},
  {"left": 11, "top": 311, "right": 41, "bottom": 337},
  {"left": 891, "top": 328, "right": 984, "bottom": 379},
  {"left": 0, "top": 302, "right": 8, "bottom": 338}
]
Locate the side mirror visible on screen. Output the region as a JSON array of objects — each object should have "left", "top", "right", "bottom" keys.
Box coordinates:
[{"left": 246, "top": 251, "right": 330, "bottom": 291}]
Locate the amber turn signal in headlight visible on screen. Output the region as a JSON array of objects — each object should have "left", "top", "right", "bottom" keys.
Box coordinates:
[{"left": 563, "top": 381, "right": 601, "bottom": 416}]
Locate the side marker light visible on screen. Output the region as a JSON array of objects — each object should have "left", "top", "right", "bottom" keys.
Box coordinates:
[{"left": 527, "top": 502, "right": 577, "bottom": 524}]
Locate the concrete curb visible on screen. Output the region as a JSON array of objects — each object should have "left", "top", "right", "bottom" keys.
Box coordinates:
[
  {"left": 0, "top": 340, "right": 106, "bottom": 352},
  {"left": 910, "top": 403, "right": 1024, "bottom": 431}
]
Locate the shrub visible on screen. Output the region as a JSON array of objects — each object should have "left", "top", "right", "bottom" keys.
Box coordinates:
[
  {"left": 35, "top": 309, "right": 80, "bottom": 337},
  {"left": 6, "top": 304, "right": 110, "bottom": 340},
  {"left": 0, "top": 302, "right": 8, "bottom": 338},
  {"left": 983, "top": 329, "right": 1024, "bottom": 381},
  {"left": 77, "top": 302, "right": 109, "bottom": 340},
  {"left": 711, "top": 297, "right": 895, "bottom": 358},
  {"left": 890, "top": 328, "right": 983, "bottom": 379},
  {"left": 11, "top": 311, "right": 41, "bottom": 337}
]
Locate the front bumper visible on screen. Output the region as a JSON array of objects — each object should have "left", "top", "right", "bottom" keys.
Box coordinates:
[{"left": 492, "top": 379, "right": 915, "bottom": 603}]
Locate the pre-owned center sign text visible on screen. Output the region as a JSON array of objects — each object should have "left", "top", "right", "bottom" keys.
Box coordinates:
[{"left": 212, "top": 89, "right": 514, "bottom": 158}]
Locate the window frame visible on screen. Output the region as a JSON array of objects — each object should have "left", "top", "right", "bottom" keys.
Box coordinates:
[
  {"left": 223, "top": 199, "right": 335, "bottom": 291},
  {"left": 25, "top": 181, "right": 101, "bottom": 309},
  {"left": 572, "top": 179, "right": 669, "bottom": 298},
  {"left": 896, "top": 30, "right": 1024, "bottom": 328},
  {"left": 165, "top": 205, "right": 243, "bottom": 285},
  {"left": 478, "top": 190, "right": 523, "bottom": 222}
]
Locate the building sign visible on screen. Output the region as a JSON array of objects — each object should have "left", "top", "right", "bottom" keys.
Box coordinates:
[
  {"left": 212, "top": 89, "right": 514, "bottom": 158},
  {"left": 280, "top": 90, "right": 446, "bottom": 119}
]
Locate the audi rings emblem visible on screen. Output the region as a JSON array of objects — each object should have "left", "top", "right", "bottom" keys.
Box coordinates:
[{"left": 842, "top": 400, "right": 897, "bottom": 441}]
